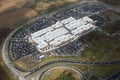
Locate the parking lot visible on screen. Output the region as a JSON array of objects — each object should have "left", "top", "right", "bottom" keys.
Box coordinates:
[
  {"left": 10, "top": 2, "right": 107, "bottom": 60},
  {"left": 10, "top": 40, "right": 38, "bottom": 60}
]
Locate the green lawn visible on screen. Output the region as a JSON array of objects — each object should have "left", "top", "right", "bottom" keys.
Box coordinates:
[
  {"left": 102, "top": 20, "right": 120, "bottom": 34},
  {"left": 91, "top": 65, "right": 120, "bottom": 78},
  {"left": 78, "top": 31, "right": 120, "bottom": 62},
  {"left": 55, "top": 71, "right": 76, "bottom": 80},
  {"left": 89, "top": 76, "right": 99, "bottom": 80},
  {"left": 102, "top": 0, "right": 120, "bottom": 5}
]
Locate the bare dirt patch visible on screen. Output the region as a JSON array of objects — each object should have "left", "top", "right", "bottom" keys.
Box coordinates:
[
  {"left": 0, "top": 0, "right": 31, "bottom": 13},
  {"left": 14, "top": 54, "right": 39, "bottom": 70},
  {"left": 32, "top": 0, "right": 78, "bottom": 13},
  {"left": 0, "top": 8, "right": 38, "bottom": 29}
]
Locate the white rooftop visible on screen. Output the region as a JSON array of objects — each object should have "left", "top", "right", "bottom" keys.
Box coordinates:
[{"left": 29, "top": 16, "right": 96, "bottom": 52}]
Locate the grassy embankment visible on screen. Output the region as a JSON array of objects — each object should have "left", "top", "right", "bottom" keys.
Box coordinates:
[
  {"left": 101, "top": 0, "right": 120, "bottom": 5},
  {"left": 72, "top": 64, "right": 120, "bottom": 79}
]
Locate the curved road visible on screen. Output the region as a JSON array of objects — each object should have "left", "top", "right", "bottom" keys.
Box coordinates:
[
  {"left": 39, "top": 65, "right": 87, "bottom": 80},
  {"left": 24, "top": 60, "right": 120, "bottom": 77}
]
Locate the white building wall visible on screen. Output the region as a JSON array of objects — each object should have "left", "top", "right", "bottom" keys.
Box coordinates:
[{"left": 29, "top": 16, "right": 96, "bottom": 52}]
